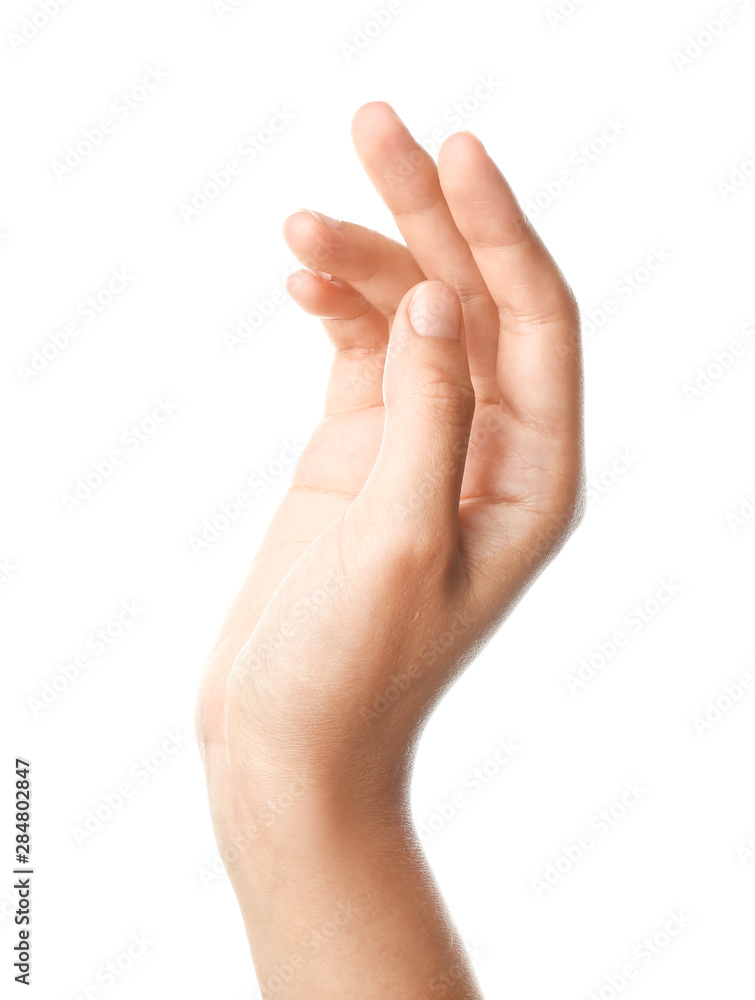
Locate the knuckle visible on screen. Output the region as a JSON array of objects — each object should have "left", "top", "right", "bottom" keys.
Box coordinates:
[
  {"left": 414, "top": 367, "right": 476, "bottom": 421},
  {"left": 383, "top": 525, "right": 451, "bottom": 580},
  {"left": 350, "top": 499, "right": 452, "bottom": 580}
]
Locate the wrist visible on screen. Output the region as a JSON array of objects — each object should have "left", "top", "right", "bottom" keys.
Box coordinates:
[
  {"left": 212, "top": 776, "right": 413, "bottom": 906},
  {"left": 208, "top": 747, "right": 411, "bottom": 871}
]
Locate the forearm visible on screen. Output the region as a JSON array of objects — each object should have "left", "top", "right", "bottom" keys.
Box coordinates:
[{"left": 217, "top": 783, "right": 484, "bottom": 999}]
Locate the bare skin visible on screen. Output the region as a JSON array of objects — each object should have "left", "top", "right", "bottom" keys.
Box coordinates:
[{"left": 196, "top": 101, "right": 584, "bottom": 999}]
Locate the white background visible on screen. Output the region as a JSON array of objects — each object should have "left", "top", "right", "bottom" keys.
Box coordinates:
[{"left": 2, "top": 0, "right": 755, "bottom": 997}]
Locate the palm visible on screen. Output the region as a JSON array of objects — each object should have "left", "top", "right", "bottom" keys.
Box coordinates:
[{"left": 297, "top": 397, "right": 545, "bottom": 511}]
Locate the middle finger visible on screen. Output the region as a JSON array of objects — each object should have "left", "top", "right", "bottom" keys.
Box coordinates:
[{"left": 351, "top": 101, "right": 500, "bottom": 402}]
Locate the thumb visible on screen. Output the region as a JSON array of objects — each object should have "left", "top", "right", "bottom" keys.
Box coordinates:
[{"left": 361, "top": 280, "right": 475, "bottom": 536}]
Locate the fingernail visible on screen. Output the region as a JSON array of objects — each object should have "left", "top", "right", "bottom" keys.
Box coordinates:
[
  {"left": 304, "top": 209, "right": 341, "bottom": 229},
  {"left": 313, "top": 270, "right": 332, "bottom": 281},
  {"left": 408, "top": 282, "right": 461, "bottom": 340}
]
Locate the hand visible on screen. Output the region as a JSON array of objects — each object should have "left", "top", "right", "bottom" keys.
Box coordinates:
[
  {"left": 198, "top": 100, "right": 583, "bottom": 792},
  {"left": 196, "top": 102, "right": 584, "bottom": 999}
]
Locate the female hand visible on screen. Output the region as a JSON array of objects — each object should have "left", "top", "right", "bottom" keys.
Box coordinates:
[{"left": 196, "top": 101, "right": 584, "bottom": 1000}]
